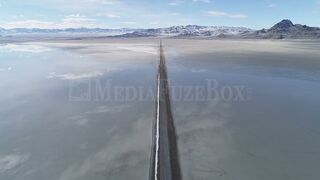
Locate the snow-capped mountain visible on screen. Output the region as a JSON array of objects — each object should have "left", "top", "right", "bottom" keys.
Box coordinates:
[
  {"left": 0, "top": 28, "right": 138, "bottom": 37},
  {"left": 116, "top": 25, "right": 253, "bottom": 38},
  {"left": 242, "top": 20, "right": 320, "bottom": 39},
  {"left": 0, "top": 25, "right": 252, "bottom": 38},
  {"left": 1, "top": 20, "right": 319, "bottom": 39}
]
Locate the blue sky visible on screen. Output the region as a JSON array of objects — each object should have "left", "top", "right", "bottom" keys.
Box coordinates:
[{"left": 0, "top": 0, "right": 320, "bottom": 29}]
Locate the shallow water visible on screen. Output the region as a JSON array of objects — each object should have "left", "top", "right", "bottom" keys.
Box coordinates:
[
  {"left": 164, "top": 40, "right": 320, "bottom": 180},
  {"left": 1, "top": 40, "right": 320, "bottom": 180},
  {"left": 0, "top": 42, "right": 157, "bottom": 180}
]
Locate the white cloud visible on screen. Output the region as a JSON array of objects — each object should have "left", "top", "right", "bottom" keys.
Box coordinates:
[
  {"left": 150, "top": 22, "right": 159, "bottom": 25},
  {"left": 193, "top": 0, "right": 211, "bottom": 3},
  {"left": 121, "top": 21, "right": 136, "bottom": 25},
  {"left": 106, "top": 14, "right": 120, "bottom": 18},
  {"left": 96, "top": 12, "right": 121, "bottom": 18},
  {"left": 169, "top": 12, "right": 179, "bottom": 16},
  {"left": 0, "top": 67, "right": 13, "bottom": 71},
  {"left": 168, "top": 0, "right": 184, "bottom": 5},
  {"left": 5, "top": 0, "right": 121, "bottom": 13},
  {"left": 28, "top": 0, "right": 120, "bottom": 5},
  {"left": 1, "top": 15, "right": 104, "bottom": 29},
  {"left": 11, "top": 14, "right": 24, "bottom": 19},
  {"left": 168, "top": 2, "right": 178, "bottom": 6},
  {"left": 206, "top": 11, "right": 248, "bottom": 18},
  {"left": 87, "top": 0, "right": 120, "bottom": 5},
  {"left": 60, "top": 14, "right": 97, "bottom": 28},
  {"left": 267, "top": 3, "right": 277, "bottom": 8}
]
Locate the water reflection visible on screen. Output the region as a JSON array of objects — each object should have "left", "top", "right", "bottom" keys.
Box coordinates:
[
  {"left": 167, "top": 41, "right": 320, "bottom": 180},
  {"left": 0, "top": 43, "right": 156, "bottom": 180}
]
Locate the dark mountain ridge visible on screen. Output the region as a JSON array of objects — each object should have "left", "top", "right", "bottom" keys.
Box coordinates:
[
  {"left": 243, "top": 19, "right": 320, "bottom": 39},
  {"left": 1, "top": 19, "right": 319, "bottom": 39}
]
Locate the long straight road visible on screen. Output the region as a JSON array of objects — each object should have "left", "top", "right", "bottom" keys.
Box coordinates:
[{"left": 149, "top": 41, "right": 181, "bottom": 180}]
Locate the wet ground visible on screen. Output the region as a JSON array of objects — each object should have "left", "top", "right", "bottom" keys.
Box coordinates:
[
  {"left": 164, "top": 39, "right": 320, "bottom": 180},
  {"left": 1, "top": 39, "right": 320, "bottom": 180},
  {"left": 0, "top": 40, "right": 157, "bottom": 180}
]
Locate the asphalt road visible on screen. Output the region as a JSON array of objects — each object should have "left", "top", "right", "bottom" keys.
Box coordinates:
[{"left": 149, "top": 41, "right": 181, "bottom": 180}]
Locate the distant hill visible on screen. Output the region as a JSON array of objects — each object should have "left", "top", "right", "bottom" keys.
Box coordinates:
[
  {"left": 242, "top": 19, "right": 320, "bottom": 39},
  {"left": 114, "top": 25, "right": 253, "bottom": 38},
  {"left": 0, "top": 28, "right": 138, "bottom": 37},
  {"left": 1, "top": 20, "right": 319, "bottom": 39},
  {"left": 0, "top": 25, "right": 252, "bottom": 38}
]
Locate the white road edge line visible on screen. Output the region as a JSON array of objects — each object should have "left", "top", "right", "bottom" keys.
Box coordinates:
[{"left": 155, "top": 72, "right": 160, "bottom": 180}]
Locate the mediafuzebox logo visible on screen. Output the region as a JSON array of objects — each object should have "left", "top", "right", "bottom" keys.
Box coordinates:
[{"left": 69, "top": 78, "right": 252, "bottom": 102}]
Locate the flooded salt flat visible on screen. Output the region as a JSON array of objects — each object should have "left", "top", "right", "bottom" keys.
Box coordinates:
[
  {"left": 164, "top": 40, "right": 320, "bottom": 180},
  {"left": 1, "top": 39, "right": 320, "bottom": 180},
  {"left": 0, "top": 41, "right": 158, "bottom": 180}
]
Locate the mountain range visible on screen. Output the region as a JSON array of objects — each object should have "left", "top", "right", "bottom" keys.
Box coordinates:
[
  {"left": 113, "top": 25, "right": 253, "bottom": 38},
  {"left": 242, "top": 19, "right": 320, "bottom": 39},
  {"left": 1, "top": 20, "right": 319, "bottom": 39},
  {"left": 0, "top": 28, "right": 137, "bottom": 37}
]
